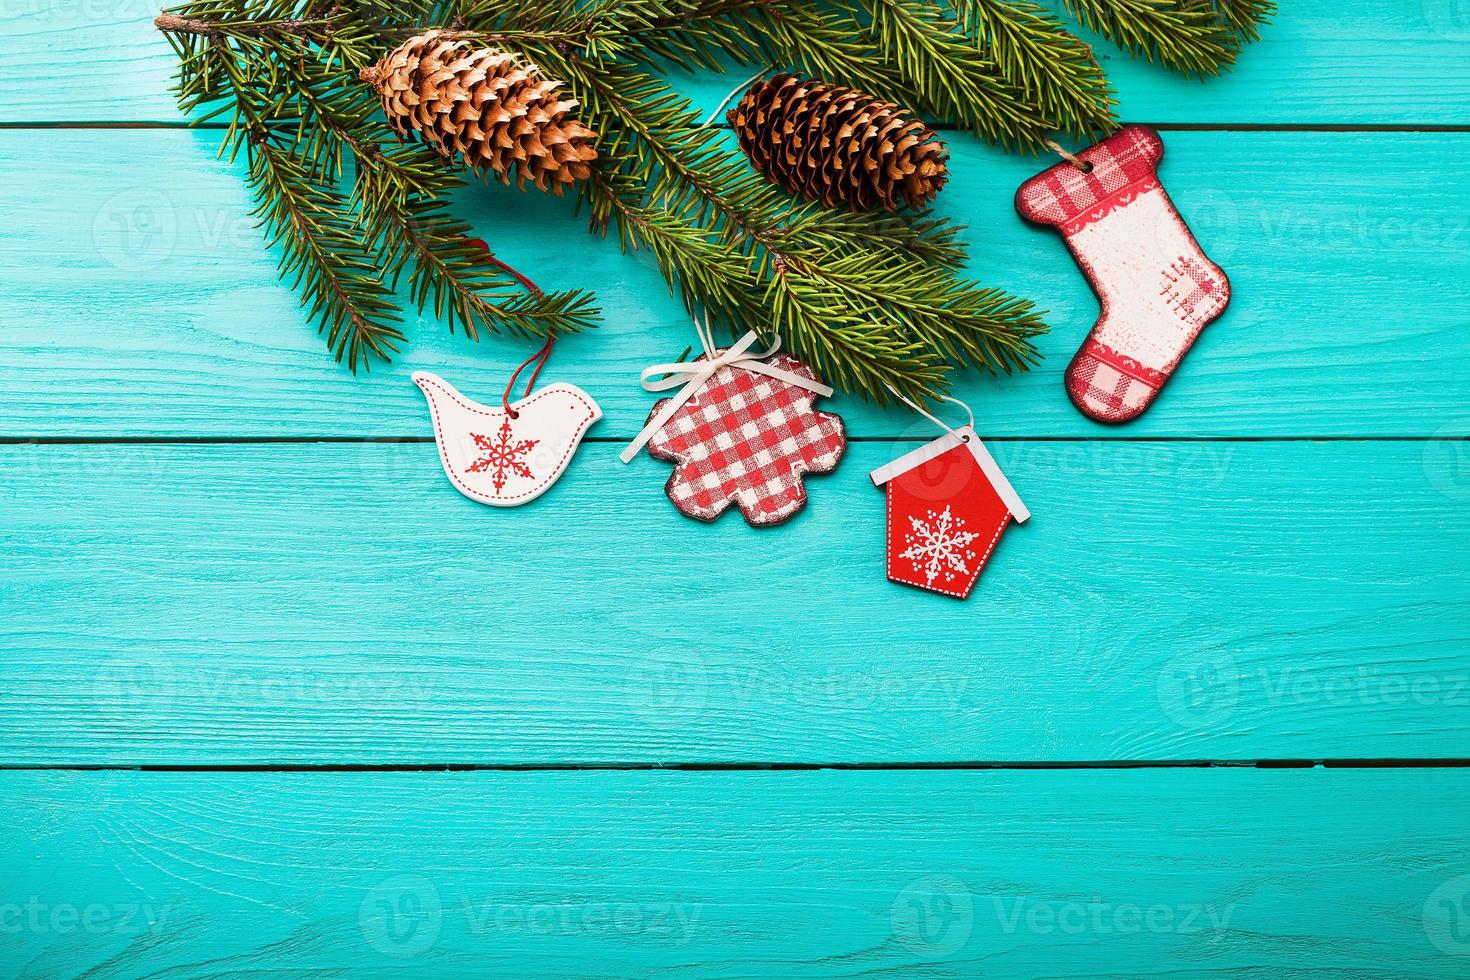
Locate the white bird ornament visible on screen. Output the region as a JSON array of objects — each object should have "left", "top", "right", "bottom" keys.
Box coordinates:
[{"left": 413, "top": 371, "right": 601, "bottom": 507}]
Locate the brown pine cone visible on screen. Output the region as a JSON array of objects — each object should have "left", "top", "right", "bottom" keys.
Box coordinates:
[
  {"left": 359, "top": 30, "right": 598, "bottom": 194},
  {"left": 728, "top": 74, "right": 948, "bottom": 212}
]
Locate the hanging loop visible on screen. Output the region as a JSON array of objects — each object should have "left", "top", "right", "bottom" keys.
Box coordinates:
[
  {"left": 464, "top": 237, "right": 555, "bottom": 419},
  {"left": 1045, "top": 139, "right": 1093, "bottom": 173},
  {"left": 884, "top": 384, "right": 976, "bottom": 441},
  {"left": 697, "top": 66, "right": 771, "bottom": 129},
  {"left": 621, "top": 312, "right": 831, "bottom": 463}
]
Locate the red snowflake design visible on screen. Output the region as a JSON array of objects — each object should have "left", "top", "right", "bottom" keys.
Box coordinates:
[{"left": 466, "top": 418, "right": 538, "bottom": 494}]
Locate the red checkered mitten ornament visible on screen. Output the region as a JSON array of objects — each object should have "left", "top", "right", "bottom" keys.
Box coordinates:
[
  {"left": 621, "top": 323, "right": 845, "bottom": 526},
  {"left": 871, "top": 398, "right": 1028, "bottom": 598},
  {"left": 1017, "top": 125, "right": 1229, "bottom": 423}
]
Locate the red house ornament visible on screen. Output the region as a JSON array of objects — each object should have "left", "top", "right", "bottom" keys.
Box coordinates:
[{"left": 871, "top": 425, "right": 1029, "bottom": 598}]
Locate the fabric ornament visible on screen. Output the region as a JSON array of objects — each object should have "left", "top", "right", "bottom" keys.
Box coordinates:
[
  {"left": 1016, "top": 125, "right": 1230, "bottom": 423},
  {"left": 621, "top": 316, "right": 845, "bottom": 526},
  {"left": 871, "top": 395, "right": 1029, "bottom": 599}
]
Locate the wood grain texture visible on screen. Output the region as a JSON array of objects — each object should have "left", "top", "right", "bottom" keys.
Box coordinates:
[
  {"left": 3, "top": 4, "right": 1469, "bottom": 975},
  {"left": 4, "top": 769, "right": 1469, "bottom": 977},
  {"left": 4, "top": 128, "right": 1468, "bottom": 438},
  {"left": 3, "top": 441, "right": 1466, "bottom": 765},
  {"left": 3, "top": 1, "right": 1468, "bottom": 125}
]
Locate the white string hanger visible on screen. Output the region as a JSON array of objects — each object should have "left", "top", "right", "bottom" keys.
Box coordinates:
[
  {"left": 621, "top": 311, "right": 832, "bottom": 463},
  {"left": 883, "top": 382, "right": 976, "bottom": 442},
  {"left": 697, "top": 66, "right": 772, "bottom": 129}
]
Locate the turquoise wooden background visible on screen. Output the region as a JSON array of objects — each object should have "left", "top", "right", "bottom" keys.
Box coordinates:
[{"left": 4, "top": 1, "right": 1470, "bottom": 975}]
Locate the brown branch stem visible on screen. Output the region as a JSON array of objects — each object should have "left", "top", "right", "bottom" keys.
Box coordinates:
[{"left": 154, "top": 11, "right": 335, "bottom": 39}]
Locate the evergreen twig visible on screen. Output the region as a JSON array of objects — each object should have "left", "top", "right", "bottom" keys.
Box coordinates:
[
  {"left": 155, "top": 0, "right": 1269, "bottom": 395},
  {"left": 158, "top": 0, "right": 599, "bottom": 370},
  {"left": 955, "top": 0, "right": 1116, "bottom": 139},
  {"left": 1063, "top": 0, "right": 1240, "bottom": 76},
  {"left": 248, "top": 135, "right": 406, "bottom": 365},
  {"left": 1207, "top": 0, "right": 1274, "bottom": 41}
]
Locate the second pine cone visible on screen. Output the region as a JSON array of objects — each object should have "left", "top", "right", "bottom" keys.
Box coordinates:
[{"left": 728, "top": 74, "right": 948, "bottom": 212}]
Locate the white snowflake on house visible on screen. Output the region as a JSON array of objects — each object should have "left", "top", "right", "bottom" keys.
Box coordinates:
[{"left": 898, "top": 506, "right": 981, "bottom": 588}]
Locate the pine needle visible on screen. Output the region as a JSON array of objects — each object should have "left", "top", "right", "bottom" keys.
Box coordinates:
[
  {"left": 1063, "top": 0, "right": 1242, "bottom": 76},
  {"left": 956, "top": 0, "right": 1117, "bottom": 140},
  {"left": 154, "top": 0, "right": 1269, "bottom": 394}
]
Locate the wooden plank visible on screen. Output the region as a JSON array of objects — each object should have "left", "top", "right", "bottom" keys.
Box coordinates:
[
  {"left": 4, "top": 128, "right": 1469, "bottom": 438},
  {"left": 3, "top": 768, "right": 1468, "bottom": 975},
  {"left": 3, "top": 1, "right": 1468, "bottom": 125},
  {"left": 2, "top": 440, "right": 1466, "bottom": 765}
]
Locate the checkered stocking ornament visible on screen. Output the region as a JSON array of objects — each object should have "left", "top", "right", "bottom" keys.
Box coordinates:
[
  {"left": 621, "top": 317, "right": 845, "bottom": 526},
  {"left": 1017, "top": 125, "right": 1230, "bottom": 423}
]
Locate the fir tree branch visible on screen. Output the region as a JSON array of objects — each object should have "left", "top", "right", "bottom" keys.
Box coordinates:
[
  {"left": 1063, "top": 0, "right": 1240, "bottom": 75},
  {"left": 248, "top": 134, "right": 405, "bottom": 366},
  {"left": 154, "top": 10, "right": 335, "bottom": 39},
  {"left": 770, "top": 209, "right": 970, "bottom": 272},
  {"left": 547, "top": 59, "right": 1043, "bottom": 402},
  {"left": 632, "top": 0, "right": 1050, "bottom": 147},
  {"left": 856, "top": 0, "right": 1050, "bottom": 146},
  {"left": 767, "top": 267, "right": 949, "bottom": 398},
  {"left": 954, "top": 0, "right": 1117, "bottom": 139},
  {"left": 1207, "top": 0, "right": 1274, "bottom": 41},
  {"left": 153, "top": 0, "right": 1268, "bottom": 396},
  {"left": 586, "top": 171, "right": 767, "bottom": 320},
  {"left": 161, "top": 0, "right": 601, "bottom": 364},
  {"left": 375, "top": 185, "right": 601, "bottom": 340}
]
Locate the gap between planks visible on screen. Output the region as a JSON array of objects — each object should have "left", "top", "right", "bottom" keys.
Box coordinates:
[
  {"left": 1, "top": 436, "right": 1464, "bottom": 445},
  {"left": 5, "top": 760, "right": 1470, "bottom": 773},
  {"left": 2, "top": 121, "right": 1469, "bottom": 133}
]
